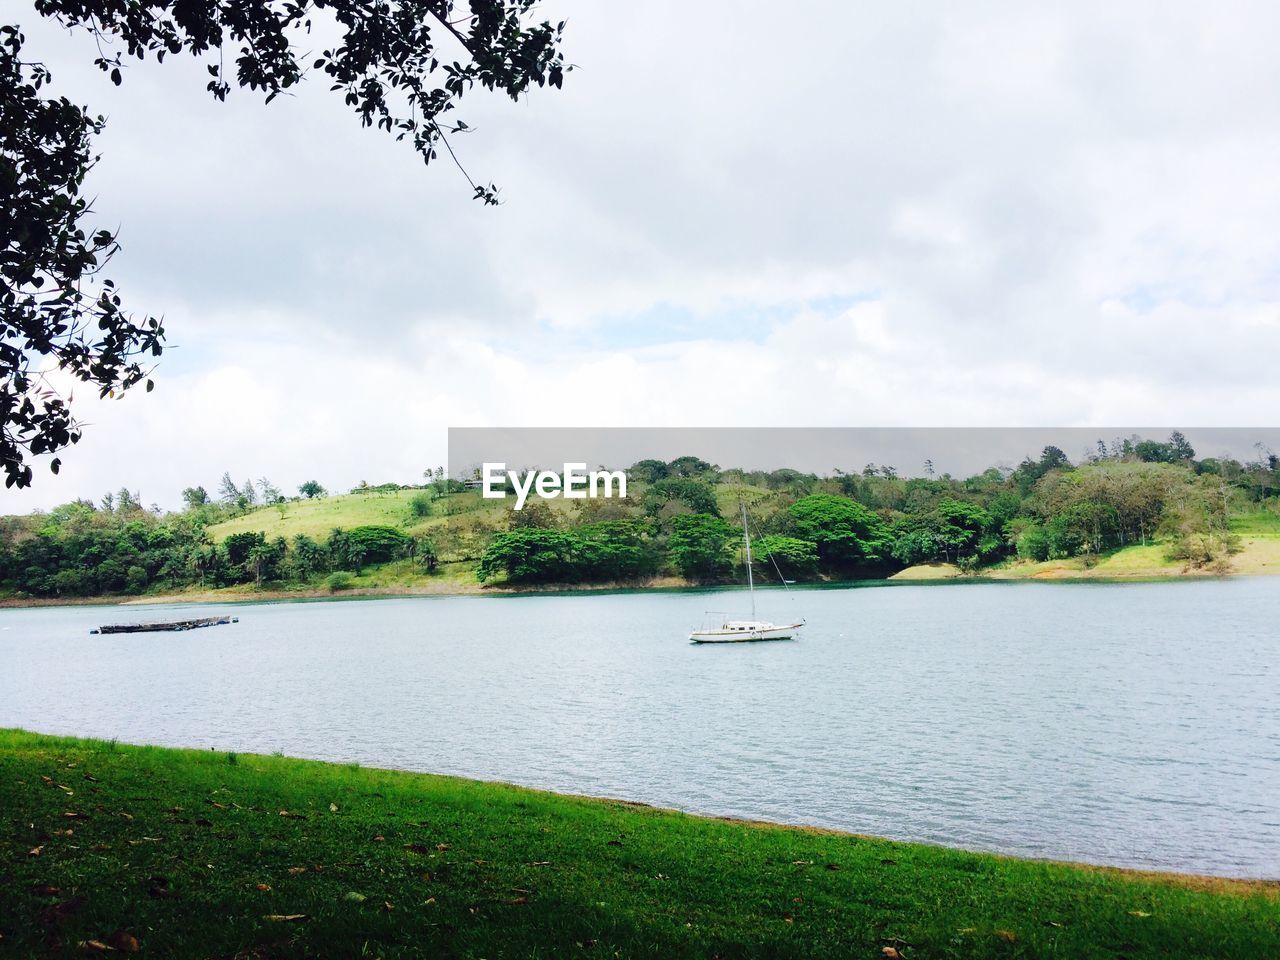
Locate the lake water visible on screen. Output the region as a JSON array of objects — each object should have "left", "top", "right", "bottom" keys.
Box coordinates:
[{"left": 1, "top": 579, "right": 1277, "bottom": 878}]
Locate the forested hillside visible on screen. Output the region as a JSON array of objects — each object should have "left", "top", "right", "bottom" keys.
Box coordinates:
[{"left": 2, "top": 434, "right": 1278, "bottom": 601}]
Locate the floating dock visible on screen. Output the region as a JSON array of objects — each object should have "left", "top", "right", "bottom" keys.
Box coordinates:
[{"left": 90, "top": 616, "right": 238, "bottom": 635}]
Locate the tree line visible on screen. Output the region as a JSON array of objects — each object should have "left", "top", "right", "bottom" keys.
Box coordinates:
[{"left": 1, "top": 434, "right": 1277, "bottom": 598}]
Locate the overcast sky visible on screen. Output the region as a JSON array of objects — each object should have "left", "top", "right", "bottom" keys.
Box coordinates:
[{"left": 5, "top": 1, "right": 1280, "bottom": 511}]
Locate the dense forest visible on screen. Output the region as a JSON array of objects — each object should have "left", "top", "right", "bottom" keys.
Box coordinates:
[{"left": 2, "top": 434, "right": 1277, "bottom": 599}]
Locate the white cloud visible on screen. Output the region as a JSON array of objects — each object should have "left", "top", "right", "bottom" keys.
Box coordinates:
[{"left": 4, "top": 0, "right": 1280, "bottom": 510}]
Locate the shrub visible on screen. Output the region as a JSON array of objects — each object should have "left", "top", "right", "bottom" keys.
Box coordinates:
[
  {"left": 326, "top": 571, "right": 355, "bottom": 592},
  {"left": 409, "top": 492, "right": 433, "bottom": 518}
]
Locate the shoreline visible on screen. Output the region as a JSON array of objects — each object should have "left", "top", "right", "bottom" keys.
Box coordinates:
[{"left": 1, "top": 562, "right": 1274, "bottom": 610}]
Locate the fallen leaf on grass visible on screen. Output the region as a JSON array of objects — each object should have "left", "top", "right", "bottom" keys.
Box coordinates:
[
  {"left": 63, "top": 811, "right": 87, "bottom": 820},
  {"left": 105, "top": 932, "right": 140, "bottom": 953},
  {"left": 208, "top": 801, "right": 227, "bottom": 810},
  {"left": 435, "top": 843, "right": 450, "bottom": 851},
  {"left": 329, "top": 803, "right": 338, "bottom": 812},
  {"left": 278, "top": 810, "right": 307, "bottom": 820},
  {"left": 996, "top": 930, "right": 1018, "bottom": 942},
  {"left": 28, "top": 845, "right": 43, "bottom": 857},
  {"left": 79, "top": 940, "right": 114, "bottom": 953},
  {"left": 824, "top": 863, "right": 842, "bottom": 871},
  {"left": 404, "top": 843, "right": 431, "bottom": 855},
  {"left": 382, "top": 901, "right": 394, "bottom": 912},
  {"left": 372, "top": 835, "right": 385, "bottom": 842},
  {"left": 1127, "top": 910, "right": 1152, "bottom": 918},
  {"left": 83, "top": 773, "right": 99, "bottom": 783},
  {"left": 57, "top": 784, "right": 75, "bottom": 795},
  {"left": 31, "top": 884, "right": 61, "bottom": 896},
  {"left": 528, "top": 861, "right": 551, "bottom": 867},
  {"left": 790, "top": 859, "right": 812, "bottom": 866},
  {"left": 881, "top": 949, "right": 902, "bottom": 959},
  {"left": 344, "top": 892, "right": 367, "bottom": 903},
  {"left": 287, "top": 866, "right": 307, "bottom": 875},
  {"left": 506, "top": 897, "right": 529, "bottom": 906},
  {"left": 264, "top": 914, "right": 308, "bottom": 923},
  {"left": 256, "top": 883, "right": 272, "bottom": 892}
]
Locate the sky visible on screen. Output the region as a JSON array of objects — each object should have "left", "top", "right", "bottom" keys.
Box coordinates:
[{"left": 5, "top": 0, "right": 1280, "bottom": 511}]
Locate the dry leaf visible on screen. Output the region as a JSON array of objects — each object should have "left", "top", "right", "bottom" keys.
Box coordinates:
[
  {"left": 344, "top": 892, "right": 367, "bottom": 903},
  {"left": 256, "top": 883, "right": 272, "bottom": 892},
  {"left": 287, "top": 866, "right": 307, "bottom": 875},
  {"left": 32, "top": 884, "right": 62, "bottom": 896},
  {"left": 1128, "top": 910, "right": 1152, "bottom": 918},
  {"left": 996, "top": 930, "right": 1017, "bottom": 942},
  {"left": 105, "top": 932, "right": 140, "bottom": 953},
  {"left": 79, "top": 940, "right": 113, "bottom": 953},
  {"left": 329, "top": 803, "right": 338, "bottom": 812},
  {"left": 28, "top": 845, "right": 43, "bottom": 857},
  {"left": 881, "top": 949, "right": 902, "bottom": 959},
  {"left": 264, "top": 914, "right": 307, "bottom": 923}
]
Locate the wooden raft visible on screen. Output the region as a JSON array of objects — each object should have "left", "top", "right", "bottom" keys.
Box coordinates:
[{"left": 90, "top": 616, "right": 239, "bottom": 635}]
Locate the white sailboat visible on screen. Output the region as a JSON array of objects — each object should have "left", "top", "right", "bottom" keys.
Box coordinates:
[{"left": 688, "top": 503, "right": 805, "bottom": 644}]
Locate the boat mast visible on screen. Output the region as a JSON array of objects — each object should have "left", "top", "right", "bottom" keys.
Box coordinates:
[{"left": 741, "top": 501, "right": 755, "bottom": 619}]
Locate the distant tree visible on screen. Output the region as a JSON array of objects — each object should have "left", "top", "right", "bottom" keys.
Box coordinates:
[
  {"left": 298, "top": 480, "right": 326, "bottom": 499},
  {"left": 181, "top": 486, "right": 210, "bottom": 509},
  {"left": 666, "top": 456, "right": 717, "bottom": 479},
  {"left": 629, "top": 459, "right": 669, "bottom": 483},
  {"left": 507, "top": 500, "right": 556, "bottom": 530},
  {"left": 217, "top": 472, "right": 240, "bottom": 506},
  {"left": 790, "top": 494, "right": 893, "bottom": 568},
  {"left": 752, "top": 535, "right": 818, "bottom": 579},
  {"left": 342, "top": 526, "right": 408, "bottom": 566},
  {"left": 477, "top": 528, "right": 576, "bottom": 583},
  {"left": 288, "top": 534, "right": 329, "bottom": 581},
  {"left": 644, "top": 477, "right": 720, "bottom": 517},
  {"left": 257, "top": 477, "right": 282, "bottom": 503},
  {"left": 409, "top": 491, "right": 433, "bottom": 518},
  {"left": 241, "top": 478, "right": 257, "bottom": 506},
  {"left": 1168, "top": 431, "right": 1196, "bottom": 462},
  {"left": 666, "top": 513, "right": 736, "bottom": 582}
]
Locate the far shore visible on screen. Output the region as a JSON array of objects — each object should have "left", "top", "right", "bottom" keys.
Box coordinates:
[{"left": 1, "top": 547, "right": 1276, "bottom": 610}]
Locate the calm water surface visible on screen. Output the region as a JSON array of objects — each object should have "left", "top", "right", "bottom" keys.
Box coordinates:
[{"left": 2, "top": 579, "right": 1277, "bottom": 878}]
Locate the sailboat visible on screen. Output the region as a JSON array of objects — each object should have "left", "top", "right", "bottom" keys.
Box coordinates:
[{"left": 688, "top": 503, "right": 805, "bottom": 644}]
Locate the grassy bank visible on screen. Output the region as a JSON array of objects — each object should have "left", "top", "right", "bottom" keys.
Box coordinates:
[{"left": 2, "top": 731, "right": 1275, "bottom": 958}]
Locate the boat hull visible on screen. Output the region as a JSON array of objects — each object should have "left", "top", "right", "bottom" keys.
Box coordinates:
[{"left": 689, "top": 623, "right": 803, "bottom": 643}]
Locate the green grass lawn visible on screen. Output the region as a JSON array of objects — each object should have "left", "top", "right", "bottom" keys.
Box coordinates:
[{"left": 2, "top": 731, "right": 1275, "bottom": 958}]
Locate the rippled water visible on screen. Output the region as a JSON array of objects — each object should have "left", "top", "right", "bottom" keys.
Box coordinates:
[{"left": 2, "top": 579, "right": 1277, "bottom": 878}]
